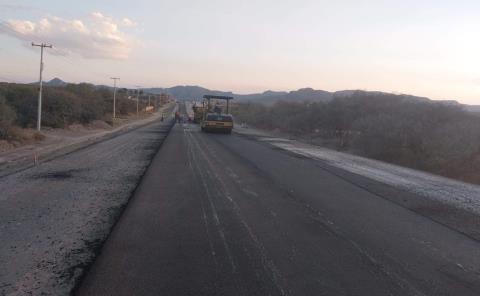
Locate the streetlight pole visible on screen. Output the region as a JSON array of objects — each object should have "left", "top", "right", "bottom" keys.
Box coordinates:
[
  {"left": 32, "top": 42, "right": 52, "bottom": 131},
  {"left": 110, "top": 77, "right": 120, "bottom": 121}
]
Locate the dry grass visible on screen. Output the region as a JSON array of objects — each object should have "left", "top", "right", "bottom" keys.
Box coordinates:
[{"left": 0, "top": 127, "right": 46, "bottom": 153}]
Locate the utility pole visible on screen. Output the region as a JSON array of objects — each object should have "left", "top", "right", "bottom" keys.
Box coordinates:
[
  {"left": 32, "top": 42, "right": 52, "bottom": 131},
  {"left": 135, "top": 86, "right": 141, "bottom": 117},
  {"left": 110, "top": 77, "right": 120, "bottom": 120}
]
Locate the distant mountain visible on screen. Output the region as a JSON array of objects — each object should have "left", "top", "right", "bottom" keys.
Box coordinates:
[
  {"left": 332, "top": 90, "right": 357, "bottom": 98},
  {"left": 429, "top": 99, "right": 480, "bottom": 113},
  {"left": 45, "top": 77, "right": 67, "bottom": 87},
  {"left": 287, "top": 88, "right": 332, "bottom": 102},
  {"left": 143, "top": 85, "right": 233, "bottom": 101},
  {"left": 262, "top": 90, "right": 288, "bottom": 97},
  {"left": 26, "top": 78, "right": 480, "bottom": 113},
  {"left": 464, "top": 105, "right": 480, "bottom": 113},
  {"left": 29, "top": 77, "right": 68, "bottom": 86},
  {"left": 333, "top": 90, "right": 430, "bottom": 103},
  {"left": 143, "top": 86, "right": 480, "bottom": 112},
  {"left": 145, "top": 86, "right": 331, "bottom": 104},
  {"left": 234, "top": 88, "right": 332, "bottom": 104}
]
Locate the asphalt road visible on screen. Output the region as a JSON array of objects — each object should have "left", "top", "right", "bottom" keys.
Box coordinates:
[{"left": 76, "top": 122, "right": 480, "bottom": 296}]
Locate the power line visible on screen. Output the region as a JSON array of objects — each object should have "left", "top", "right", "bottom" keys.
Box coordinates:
[{"left": 32, "top": 42, "right": 53, "bottom": 132}]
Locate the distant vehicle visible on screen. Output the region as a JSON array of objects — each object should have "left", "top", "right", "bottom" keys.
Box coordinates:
[
  {"left": 192, "top": 104, "right": 205, "bottom": 124},
  {"left": 200, "top": 95, "right": 234, "bottom": 134}
]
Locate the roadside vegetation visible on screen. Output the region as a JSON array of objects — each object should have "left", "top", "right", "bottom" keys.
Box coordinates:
[
  {"left": 0, "top": 82, "right": 150, "bottom": 145},
  {"left": 232, "top": 91, "right": 480, "bottom": 184}
]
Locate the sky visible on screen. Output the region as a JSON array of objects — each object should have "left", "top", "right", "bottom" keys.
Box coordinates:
[{"left": 1, "top": 0, "right": 480, "bottom": 104}]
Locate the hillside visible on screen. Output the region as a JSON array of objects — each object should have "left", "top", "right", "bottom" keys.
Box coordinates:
[
  {"left": 19, "top": 78, "right": 480, "bottom": 112},
  {"left": 46, "top": 77, "right": 68, "bottom": 87},
  {"left": 143, "top": 86, "right": 233, "bottom": 100},
  {"left": 145, "top": 85, "right": 476, "bottom": 112}
]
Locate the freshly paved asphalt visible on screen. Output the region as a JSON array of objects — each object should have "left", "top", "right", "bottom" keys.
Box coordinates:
[{"left": 76, "top": 122, "right": 480, "bottom": 296}]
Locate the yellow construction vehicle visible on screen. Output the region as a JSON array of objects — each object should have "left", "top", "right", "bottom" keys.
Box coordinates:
[{"left": 200, "top": 95, "right": 234, "bottom": 134}]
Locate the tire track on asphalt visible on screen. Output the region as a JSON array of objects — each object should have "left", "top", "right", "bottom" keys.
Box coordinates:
[
  {"left": 187, "top": 127, "right": 289, "bottom": 296},
  {"left": 203, "top": 130, "right": 428, "bottom": 296},
  {"left": 183, "top": 127, "right": 241, "bottom": 293}
]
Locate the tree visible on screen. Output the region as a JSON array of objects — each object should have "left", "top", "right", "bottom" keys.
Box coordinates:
[{"left": 0, "top": 95, "right": 17, "bottom": 139}]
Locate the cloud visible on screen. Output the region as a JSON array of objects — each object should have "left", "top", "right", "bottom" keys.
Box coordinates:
[
  {"left": 121, "top": 18, "right": 137, "bottom": 27},
  {"left": 0, "top": 12, "right": 136, "bottom": 60}
]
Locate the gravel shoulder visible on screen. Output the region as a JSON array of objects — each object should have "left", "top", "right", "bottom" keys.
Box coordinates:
[{"left": 0, "top": 115, "right": 174, "bottom": 295}]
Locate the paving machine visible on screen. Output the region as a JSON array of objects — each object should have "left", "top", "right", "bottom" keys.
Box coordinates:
[{"left": 200, "top": 95, "right": 234, "bottom": 134}]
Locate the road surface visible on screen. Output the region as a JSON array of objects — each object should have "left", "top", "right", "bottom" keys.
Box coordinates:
[{"left": 76, "top": 121, "right": 480, "bottom": 296}]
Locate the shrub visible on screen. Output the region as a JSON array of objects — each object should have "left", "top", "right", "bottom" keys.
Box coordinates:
[
  {"left": 233, "top": 92, "right": 480, "bottom": 183},
  {"left": 42, "top": 88, "right": 81, "bottom": 127},
  {"left": 0, "top": 96, "right": 17, "bottom": 139},
  {"left": 0, "top": 82, "right": 147, "bottom": 127},
  {"left": 0, "top": 83, "right": 37, "bottom": 127}
]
